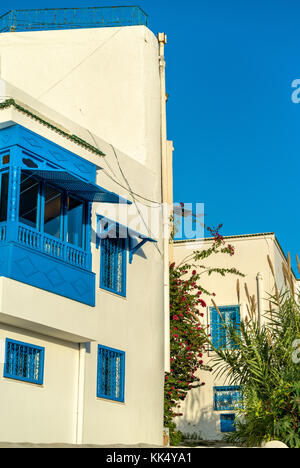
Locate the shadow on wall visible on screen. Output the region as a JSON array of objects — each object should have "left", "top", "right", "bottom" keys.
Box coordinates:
[{"left": 174, "top": 387, "right": 222, "bottom": 441}]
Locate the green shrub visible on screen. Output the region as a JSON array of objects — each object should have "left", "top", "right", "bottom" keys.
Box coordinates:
[{"left": 209, "top": 267, "right": 300, "bottom": 448}]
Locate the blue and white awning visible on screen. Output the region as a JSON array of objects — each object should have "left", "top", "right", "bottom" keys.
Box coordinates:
[{"left": 97, "top": 216, "right": 157, "bottom": 263}]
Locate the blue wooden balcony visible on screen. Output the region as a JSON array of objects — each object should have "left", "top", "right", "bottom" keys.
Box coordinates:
[
  {"left": 0, "top": 219, "right": 95, "bottom": 306},
  {"left": 1, "top": 221, "right": 91, "bottom": 270},
  {"left": 0, "top": 124, "right": 130, "bottom": 306}
]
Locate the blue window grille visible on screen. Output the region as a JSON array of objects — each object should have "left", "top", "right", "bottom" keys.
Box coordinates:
[
  {"left": 211, "top": 305, "right": 240, "bottom": 350},
  {"left": 220, "top": 414, "right": 237, "bottom": 433},
  {"left": 100, "top": 236, "right": 127, "bottom": 297},
  {"left": 214, "top": 386, "right": 243, "bottom": 411},
  {"left": 97, "top": 345, "right": 125, "bottom": 402},
  {"left": 4, "top": 338, "right": 45, "bottom": 385}
]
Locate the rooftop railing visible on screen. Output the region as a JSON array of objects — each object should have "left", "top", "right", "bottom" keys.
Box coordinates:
[{"left": 0, "top": 6, "right": 148, "bottom": 33}]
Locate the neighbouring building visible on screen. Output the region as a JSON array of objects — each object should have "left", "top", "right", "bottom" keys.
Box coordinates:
[
  {"left": 0, "top": 6, "right": 173, "bottom": 445},
  {"left": 173, "top": 232, "right": 299, "bottom": 440}
]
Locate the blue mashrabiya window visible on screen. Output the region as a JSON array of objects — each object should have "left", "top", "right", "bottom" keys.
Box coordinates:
[
  {"left": 99, "top": 225, "right": 127, "bottom": 297},
  {"left": 18, "top": 172, "right": 87, "bottom": 249},
  {"left": 97, "top": 345, "right": 125, "bottom": 402},
  {"left": 4, "top": 338, "right": 45, "bottom": 385},
  {"left": 210, "top": 305, "right": 241, "bottom": 350}
]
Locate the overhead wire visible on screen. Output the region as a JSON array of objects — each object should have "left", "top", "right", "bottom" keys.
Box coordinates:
[
  {"left": 109, "top": 143, "right": 162, "bottom": 255},
  {"left": 86, "top": 130, "right": 162, "bottom": 206},
  {"left": 86, "top": 129, "right": 161, "bottom": 254}
]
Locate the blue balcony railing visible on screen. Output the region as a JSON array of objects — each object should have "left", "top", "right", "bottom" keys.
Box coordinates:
[
  {"left": 0, "top": 6, "right": 148, "bottom": 33},
  {"left": 0, "top": 221, "right": 90, "bottom": 271}
]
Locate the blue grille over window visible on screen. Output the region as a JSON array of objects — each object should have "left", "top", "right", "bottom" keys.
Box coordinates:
[
  {"left": 4, "top": 339, "right": 45, "bottom": 385},
  {"left": 214, "top": 386, "right": 243, "bottom": 411},
  {"left": 100, "top": 236, "right": 127, "bottom": 296},
  {"left": 97, "top": 345, "right": 125, "bottom": 402},
  {"left": 211, "top": 305, "right": 240, "bottom": 350},
  {"left": 220, "top": 414, "right": 237, "bottom": 433}
]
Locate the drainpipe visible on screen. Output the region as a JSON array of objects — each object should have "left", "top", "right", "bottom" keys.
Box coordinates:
[
  {"left": 158, "top": 32, "right": 170, "bottom": 373},
  {"left": 256, "top": 273, "right": 263, "bottom": 328},
  {"left": 75, "top": 342, "right": 86, "bottom": 444}
]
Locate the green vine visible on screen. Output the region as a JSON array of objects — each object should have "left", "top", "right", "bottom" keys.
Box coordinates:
[{"left": 0, "top": 98, "right": 105, "bottom": 156}]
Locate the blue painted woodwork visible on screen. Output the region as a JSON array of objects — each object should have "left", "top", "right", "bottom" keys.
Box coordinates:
[
  {"left": 0, "top": 125, "right": 131, "bottom": 305},
  {"left": 24, "top": 169, "right": 130, "bottom": 204},
  {"left": 220, "top": 414, "right": 237, "bottom": 433},
  {"left": 211, "top": 305, "right": 241, "bottom": 350},
  {"left": 4, "top": 338, "right": 45, "bottom": 385},
  {"left": 100, "top": 235, "right": 127, "bottom": 297},
  {"left": 0, "top": 7, "right": 148, "bottom": 33},
  {"left": 0, "top": 125, "right": 97, "bottom": 183},
  {"left": 214, "top": 386, "right": 243, "bottom": 411},
  {"left": 97, "top": 344, "right": 125, "bottom": 402},
  {"left": 97, "top": 215, "right": 156, "bottom": 265},
  {"left": 0, "top": 125, "right": 99, "bottom": 305},
  {"left": 0, "top": 240, "right": 95, "bottom": 306}
]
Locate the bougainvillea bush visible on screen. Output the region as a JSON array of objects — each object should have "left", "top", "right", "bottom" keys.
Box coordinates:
[{"left": 165, "top": 226, "right": 243, "bottom": 445}]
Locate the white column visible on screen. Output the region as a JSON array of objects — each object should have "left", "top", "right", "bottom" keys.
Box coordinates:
[
  {"left": 256, "top": 272, "right": 264, "bottom": 328},
  {"left": 75, "top": 342, "right": 86, "bottom": 444},
  {"left": 158, "top": 32, "right": 170, "bottom": 373}
]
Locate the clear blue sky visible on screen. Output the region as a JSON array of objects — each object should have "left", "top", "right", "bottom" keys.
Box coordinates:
[{"left": 1, "top": 1, "right": 300, "bottom": 268}]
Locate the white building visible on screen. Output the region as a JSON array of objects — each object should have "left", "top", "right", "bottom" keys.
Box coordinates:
[
  {"left": 173, "top": 232, "right": 298, "bottom": 440},
  {"left": 0, "top": 6, "right": 172, "bottom": 445}
]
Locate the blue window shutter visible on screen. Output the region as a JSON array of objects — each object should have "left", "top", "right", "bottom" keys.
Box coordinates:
[
  {"left": 211, "top": 307, "right": 226, "bottom": 349},
  {"left": 4, "top": 338, "right": 45, "bottom": 385},
  {"left": 211, "top": 306, "right": 240, "bottom": 350},
  {"left": 97, "top": 345, "right": 125, "bottom": 402},
  {"left": 220, "top": 414, "right": 236, "bottom": 433},
  {"left": 100, "top": 237, "right": 127, "bottom": 296}
]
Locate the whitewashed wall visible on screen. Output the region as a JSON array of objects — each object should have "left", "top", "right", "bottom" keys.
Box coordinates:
[
  {"left": 0, "top": 324, "right": 78, "bottom": 444},
  {"left": 0, "top": 23, "right": 165, "bottom": 446},
  {"left": 0, "top": 26, "right": 161, "bottom": 171}
]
